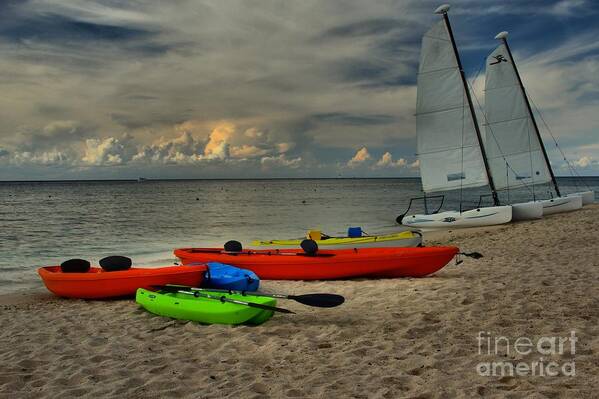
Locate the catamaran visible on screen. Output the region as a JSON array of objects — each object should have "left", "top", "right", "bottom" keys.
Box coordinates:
[
  {"left": 484, "top": 31, "right": 591, "bottom": 216},
  {"left": 397, "top": 4, "right": 512, "bottom": 229}
]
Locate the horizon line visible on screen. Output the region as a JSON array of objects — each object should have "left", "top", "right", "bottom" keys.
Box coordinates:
[{"left": 1, "top": 175, "right": 597, "bottom": 183}]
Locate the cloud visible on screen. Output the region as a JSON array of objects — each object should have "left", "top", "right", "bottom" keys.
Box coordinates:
[
  {"left": 0, "top": 1, "right": 428, "bottom": 177},
  {"left": 375, "top": 151, "right": 407, "bottom": 168},
  {"left": 132, "top": 123, "right": 232, "bottom": 164},
  {"left": 347, "top": 147, "right": 371, "bottom": 167},
  {"left": 133, "top": 131, "right": 191, "bottom": 163},
  {"left": 125, "top": 121, "right": 293, "bottom": 165},
  {"left": 12, "top": 149, "right": 71, "bottom": 166},
  {"left": 550, "top": 0, "right": 587, "bottom": 16},
  {"left": 43, "top": 120, "right": 80, "bottom": 135},
  {"left": 260, "top": 154, "right": 302, "bottom": 169},
  {"left": 244, "top": 128, "right": 264, "bottom": 139},
  {"left": 276, "top": 142, "right": 294, "bottom": 154},
  {"left": 0, "top": 1, "right": 598, "bottom": 178},
  {"left": 203, "top": 122, "right": 234, "bottom": 160},
  {"left": 230, "top": 144, "right": 268, "bottom": 159},
  {"left": 82, "top": 136, "right": 135, "bottom": 165},
  {"left": 7, "top": 120, "right": 90, "bottom": 152},
  {"left": 573, "top": 156, "right": 594, "bottom": 168}
]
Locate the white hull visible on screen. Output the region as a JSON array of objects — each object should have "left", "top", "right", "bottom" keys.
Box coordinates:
[
  {"left": 539, "top": 196, "right": 582, "bottom": 215},
  {"left": 567, "top": 191, "right": 594, "bottom": 205},
  {"left": 401, "top": 205, "right": 512, "bottom": 229},
  {"left": 511, "top": 201, "right": 543, "bottom": 221}
]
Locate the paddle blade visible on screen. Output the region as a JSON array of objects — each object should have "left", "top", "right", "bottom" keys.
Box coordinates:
[
  {"left": 460, "top": 251, "right": 483, "bottom": 259},
  {"left": 151, "top": 284, "right": 184, "bottom": 292},
  {"left": 289, "top": 293, "right": 345, "bottom": 308}
]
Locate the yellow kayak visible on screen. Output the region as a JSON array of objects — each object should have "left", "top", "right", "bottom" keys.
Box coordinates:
[{"left": 251, "top": 231, "right": 422, "bottom": 249}]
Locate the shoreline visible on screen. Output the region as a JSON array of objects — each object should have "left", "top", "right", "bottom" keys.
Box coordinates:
[
  {"left": 1, "top": 205, "right": 598, "bottom": 397},
  {"left": 1, "top": 176, "right": 596, "bottom": 183}
]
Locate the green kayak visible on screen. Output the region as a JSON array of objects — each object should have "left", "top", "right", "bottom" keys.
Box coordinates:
[{"left": 136, "top": 288, "right": 276, "bottom": 325}]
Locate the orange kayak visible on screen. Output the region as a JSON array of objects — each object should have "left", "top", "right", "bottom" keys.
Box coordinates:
[
  {"left": 174, "top": 247, "right": 458, "bottom": 280},
  {"left": 38, "top": 265, "right": 207, "bottom": 299}
]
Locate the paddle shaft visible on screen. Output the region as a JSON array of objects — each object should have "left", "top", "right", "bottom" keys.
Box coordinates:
[
  {"left": 168, "top": 284, "right": 288, "bottom": 298},
  {"left": 173, "top": 289, "right": 294, "bottom": 314},
  {"left": 163, "top": 284, "right": 345, "bottom": 308}
]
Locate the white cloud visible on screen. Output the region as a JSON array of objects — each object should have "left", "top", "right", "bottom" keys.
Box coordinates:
[
  {"left": 129, "top": 121, "right": 290, "bottom": 164},
  {"left": 573, "top": 156, "right": 593, "bottom": 168},
  {"left": 260, "top": 154, "right": 302, "bottom": 169},
  {"left": 12, "top": 149, "right": 71, "bottom": 166},
  {"left": 375, "top": 151, "right": 407, "bottom": 168},
  {"left": 82, "top": 137, "right": 133, "bottom": 165},
  {"left": 550, "top": 0, "right": 587, "bottom": 16},
  {"left": 28, "top": 0, "right": 158, "bottom": 27},
  {"left": 347, "top": 146, "right": 371, "bottom": 167},
  {"left": 132, "top": 131, "right": 202, "bottom": 164}
]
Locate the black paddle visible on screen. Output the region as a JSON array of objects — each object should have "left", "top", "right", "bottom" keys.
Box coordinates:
[
  {"left": 460, "top": 251, "right": 483, "bottom": 259},
  {"left": 158, "top": 284, "right": 345, "bottom": 308},
  {"left": 155, "top": 286, "right": 294, "bottom": 314},
  {"left": 454, "top": 251, "right": 484, "bottom": 265}
]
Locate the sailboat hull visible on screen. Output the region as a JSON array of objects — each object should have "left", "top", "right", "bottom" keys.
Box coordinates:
[
  {"left": 539, "top": 196, "right": 582, "bottom": 215},
  {"left": 567, "top": 191, "right": 594, "bottom": 205},
  {"left": 401, "top": 205, "right": 512, "bottom": 230},
  {"left": 512, "top": 201, "right": 543, "bottom": 221}
]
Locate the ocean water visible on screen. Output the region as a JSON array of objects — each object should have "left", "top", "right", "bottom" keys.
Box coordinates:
[{"left": 1, "top": 177, "right": 597, "bottom": 294}]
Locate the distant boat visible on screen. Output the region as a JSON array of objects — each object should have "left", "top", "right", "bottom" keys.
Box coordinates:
[
  {"left": 483, "top": 31, "right": 591, "bottom": 216},
  {"left": 397, "top": 4, "right": 512, "bottom": 229},
  {"left": 137, "top": 177, "right": 147, "bottom": 182}
]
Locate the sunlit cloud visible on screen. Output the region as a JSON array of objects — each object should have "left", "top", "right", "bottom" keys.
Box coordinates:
[
  {"left": 573, "top": 156, "right": 594, "bottom": 168},
  {"left": 347, "top": 147, "right": 371, "bottom": 167},
  {"left": 375, "top": 151, "right": 407, "bottom": 168}
]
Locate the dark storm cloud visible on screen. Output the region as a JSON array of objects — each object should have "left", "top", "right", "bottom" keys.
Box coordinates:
[
  {"left": 311, "top": 112, "right": 396, "bottom": 126},
  {"left": 14, "top": 121, "right": 94, "bottom": 152},
  {"left": 0, "top": 11, "right": 153, "bottom": 43},
  {"left": 109, "top": 112, "right": 192, "bottom": 130},
  {"left": 333, "top": 59, "right": 417, "bottom": 87},
  {"left": 322, "top": 18, "right": 403, "bottom": 38}
]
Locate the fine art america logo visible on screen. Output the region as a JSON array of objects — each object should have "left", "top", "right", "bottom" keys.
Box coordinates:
[{"left": 476, "top": 331, "right": 577, "bottom": 377}]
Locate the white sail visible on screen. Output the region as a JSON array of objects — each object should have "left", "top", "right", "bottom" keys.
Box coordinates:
[
  {"left": 416, "top": 20, "right": 489, "bottom": 193},
  {"left": 484, "top": 44, "right": 552, "bottom": 190}
]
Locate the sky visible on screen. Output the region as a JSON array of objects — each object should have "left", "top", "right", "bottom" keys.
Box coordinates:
[{"left": 0, "top": 0, "right": 598, "bottom": 179}]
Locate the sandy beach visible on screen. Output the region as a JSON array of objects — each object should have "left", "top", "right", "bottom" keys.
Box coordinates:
[{"left": 1, "top": 205, "right": 598, "bottom": 398}]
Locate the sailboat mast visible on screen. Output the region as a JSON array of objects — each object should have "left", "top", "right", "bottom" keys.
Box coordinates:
[
  {"left": 495, "top": 32, "right": 561, "bottom": 197},
  {"left": 437, "top": 5, "right": 500, "bottom": 206}
]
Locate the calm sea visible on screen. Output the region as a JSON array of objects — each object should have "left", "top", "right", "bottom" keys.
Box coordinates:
[{"left": 1, "top": 177, "right": 597, "bottom": 294}]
